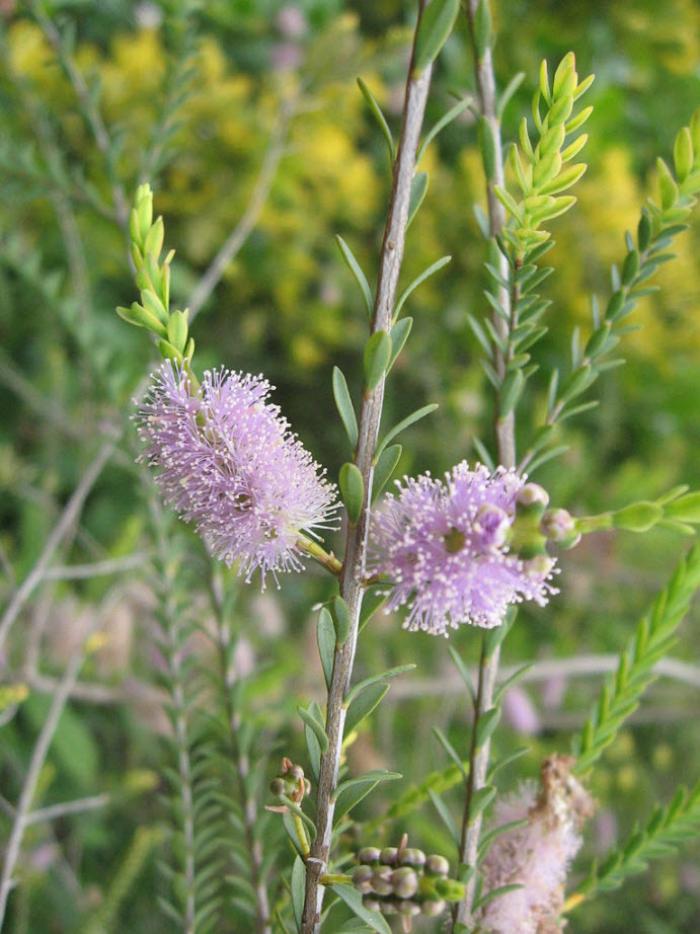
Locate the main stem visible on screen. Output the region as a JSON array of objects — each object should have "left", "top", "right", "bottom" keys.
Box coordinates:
[
  {"left": 300, "top": 21, "right": 433, "bottom": 934},
  {"left": 454, "top": 1, "right": 514, "bottom": 928}
]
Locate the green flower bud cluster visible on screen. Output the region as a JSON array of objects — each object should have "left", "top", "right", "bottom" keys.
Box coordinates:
[
  {"left": 117, "top": 184, "right": 195, "bottom": 368},
  {"left": 351, "top": 845, "right": 463, "bottom": 920},
  {"left": 508, "top": 483, "right": 579, "bottom": 563},
  {"left": 575, "top": 487, "right": 700, "bottom": 539},
  {"left": 269, "top": 757, "right": 311, "bottom": 804},
  {"left": 496, "top": 52, "right": 594, "bottom": 256}
]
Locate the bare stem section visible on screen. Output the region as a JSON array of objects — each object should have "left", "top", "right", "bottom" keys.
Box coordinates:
[
  {"left": 300, "top": 23, "right": 433, "bottom": 934},
  {"left": 454, "top": 1, "right": 515, "bottom": 928}
]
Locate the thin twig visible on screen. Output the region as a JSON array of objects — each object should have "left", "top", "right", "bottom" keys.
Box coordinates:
[
  {"left": 389, "top": 654, "right": 700, "bottom": 698},
  {"left": 0, "top": 643, "right": 90, "bottom": 925},
  {"left": 300, "top": 13, "right": 433, "bottom": 931},
  {"left": 454, "top": 1, "right": 514, "bottom": 926},
  {"left": 25, "top": 793, "right": 110, "bottom": 826},
  {"left": 41, "top": 552, "right": 151, "bottom": 581},
  {"left": 0, "top": 441, "right": 115, "bottom": 654},
  {"left": 187, "top": 94, "right": 296, "bottom": 322}
]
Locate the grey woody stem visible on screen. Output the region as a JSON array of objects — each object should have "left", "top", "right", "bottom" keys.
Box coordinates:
[
  {"left": 454, "top": 1, "right": 515, "bottom": 928},
  {"left": 300, "top": 16, "right": 433, "bottom": 934}
]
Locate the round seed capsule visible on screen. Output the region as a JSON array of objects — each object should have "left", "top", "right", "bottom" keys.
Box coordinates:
[
  {"left": 362, "top": 896, "right": 381, "bottom": 912},
  {"left": 425, "top": 854, "right": 450, "bottom": 876},
  {"left": 400, "top": 847, "right": 426, "bottom": 868},
  {"left": 421, "top": 898, "right": 446, "bottom": 917},
  {"left": 380, "top": 846, "right": 399, "bottom": 866},
  {"left": 381, "top": 900, "right": 398, "bottom": 915},
  {"left": 351, "top": 865, "right": 374, "bottom": 894},
  {"left": 358, "top": 846, "right": 381, "bottom": 864},
  {"left": 398, "top": 900, "right": 421, "bottom": 917},
  {"left": 372, "top": 867, "right": 393, "bottom": 896},
  {"left": 391, "top": 867, "right": 418, "bottom": 899}
]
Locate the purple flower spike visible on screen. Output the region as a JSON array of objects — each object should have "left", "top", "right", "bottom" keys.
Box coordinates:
[
  {"left": 136, "top": 363, "right": 337, "bottom": 586},
  {"left": 368, "top": 462, "right": 557, "bottom": 636}
]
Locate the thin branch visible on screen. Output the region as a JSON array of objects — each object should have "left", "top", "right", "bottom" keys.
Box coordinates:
[
  {"left": 455, "top": 1, "right": 514, "bottom": 927},
  {"left": 187, "top": 94, "right": 296, "bottom": 323},
  {"left": 41, "top": 552, "right": 151, "bottom": 582},
  {"left": 389, "top": 654, "right": 700, "bottom": 698},
  {"left": 25, "top": 793, "right": 110, "bottom": 827},
  {"left": 0, "top": 642, "right": 90, "bottom": 925},
  {"left": 26, "top": 672, "right": 164, "bottom": 707},
  {"left": 301, "top": 16, "right": 433, "bottom": 932},
  {"left": 0, "top": 441, "right": 115, "bottom": 654}
]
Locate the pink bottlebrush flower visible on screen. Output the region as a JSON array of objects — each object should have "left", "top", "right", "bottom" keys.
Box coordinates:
[
  {"left": 136, "top": 363, "right": 337, "bottom": 585},
  {"left": 480, "top": 755, "right": 594, "bottom": 934},
  {"left": 368, "top": 462, "right": 557, "bottom": 635}
]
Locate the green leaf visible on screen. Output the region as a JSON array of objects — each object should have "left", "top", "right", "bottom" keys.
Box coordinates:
[
  {"left": 493, "top": 663, "right": 534, "bottom": 706},
  {"left": 333, "top": 596, "right": 351, "bottom": 645},
  {"left": 336, "top": 235, "right": 373, "bottom": 316},
  {"left": 418, "top": 101, "right": 470, "bottom": 164},
  {"left": 356, "top": 77, "right": 395, "bottom": 163},
  {"left": 335, "top": 770, "right": 402, "bottom": 821},
  {"left": 475, "top": 707, "right": 500, "bottom": 749},
  {"left": 363, "top": 330, "right": 392, "bottom": 391},
  {"left": 473, "top": 883, "right": 524, "bottom": 912},
  {"left": 394, "top": 256, "right": 451, "bottom": 320},
  {"left": 304, "top": 700, "right": 324, "bottom": 780},
  {"left": 331, "top": 885, "right": 392, "bottom": 934},
  {"left": 297, "top": 705, "right": 328, "bottom": 754},
  {"left": 375, "top": 403, "right": 438, "bottom": 461},
  {"left": 332, "top": 367, "right": 359, "bottom": 450},
  {"left": 433, "top": 727, "right": 467, "bottom": 777},
  {"left": 414, "top": 0, "right": 461, "bottom": 72},
  {"left": 345, "top": 682, "right": 389, "bottom": 735},
  {"left": 291, "top": 856, "right": 305, "bottom": 930},
  {"left": 317, "top": 608, "right": 336, "bottom": 691},
  {"left": 407, "top": 171, "right": 429, "bottom": 227},
  {"left": 388, "top": 317, "right": 413, "bottom": 371},
  {"left": 339, "top": 463, "right": 365, "bottom": 525},
  {"left": 473, "top": 0, "right": 492, "bottom": 58},
  {"left": 359, "top": 588, "right": 387, "bottom": 630},
  {"left": 345, "top": 665, "right": 416, "bottom": 707},
  {"left": 372, "top": 444, "right": 402, "bottom": 501},
  {"left": 428, "top": 789, "right": 459, "bottom": 843}
]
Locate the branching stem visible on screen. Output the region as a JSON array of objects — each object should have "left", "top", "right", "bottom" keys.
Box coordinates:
[{"left": 300, "top": 10, "right": 433, "bottom": 931}]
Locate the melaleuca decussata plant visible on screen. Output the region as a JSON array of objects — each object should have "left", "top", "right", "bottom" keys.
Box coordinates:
[{"left": 117, "top": 2, "right": 700, "bottom": 931}]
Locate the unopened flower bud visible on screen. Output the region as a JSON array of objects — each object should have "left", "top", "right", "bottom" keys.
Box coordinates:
[
  {"left": 380, "top": 846, "right": 399, "bottom": 866},
  {"left": 381, "top": 900, "right": 398, "bottom": 915},
  {"left": 425, "top": 854, "right": 450, "bottom": 876},
  {"left": 541, "top": 508, "right": 575, "bottom": 542},
  {"left": 421, "top": 898, "right": 447, "bottom": 916},
  {"left": 398, "top": 900, "right": 420, "bottom": 916},
  {"left": 474, "top": 503, "right": 511, "bottom": 549},
  {"left": 391, "top": 867, "right": 418, "bottom": 899},
  {"left": 362, "top": 896, "right": 381, "bottom": 912},
  {"left": 358, "top": 846, "right": 381, "bottom": 864},
  {"left": 517, "top": 483, "right": 550, "bottom": 510},
  {"left": 289, "top": 764, "right": 305, "bottom": 781},
  {"left": 269, "top": 778, "right": 286, "bottom": 796},
  {"left": 352, "top": 865, "right": 374, "bottom": 893},
  {"left": 372, "top": 867, "right": 394, "bottom": 896},
  {"left": 400, "top": 847, "right": 426, "bottom": 867}
]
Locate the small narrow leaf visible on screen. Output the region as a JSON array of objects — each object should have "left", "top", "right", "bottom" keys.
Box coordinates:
[
  {"left": 428, "top": 789, "right": 459, "bottom": 843},
  {"left": 363, "top": 330, "right": 392, "bottom": 391},
  {"left": 345, "top": 682, "right": 389, "bottom": 735},
  {"left": 336, "top": 235, "right": 373, "bottom": 315},
  {"left": 291, "top": 856, "right": 305, "bottom": 929},
  {"left": 475, "top": 707, "right": 501, "bottom": 748},
  {"left": 331, "top": 886, "right": 392, "bottom": 934},
  {"left": 316, "top": 608, "right": 335, "bottom": 690},
  {"left": 413, "top": 0, "right": 460, "bottom": 72},
  {"left": 388, "top": 317, "right": 413, "bottom": 371},
  {"left": 333, "top": 596, "right": 351, "bottom": 645},
  {"left": 433, "top": 727, "right": 467, "bottom": 777},
  {"left": 339, "top": 462, "right": 365, "bottom": 524},
  {"left": 372, "top": 443, "right": 403, "bottom": 501},
  {"left": 335, "top": 771, "right": 402, "bottom": 821},
  {"left": 332, "top": 367, "right": 359, "bottom": 450},
  {"left": 407, "top": 172, "right": 429, "bottom": 227},
  {"left": 375, "top": 403, "right": 438, "bottom": 460},
  {"left": 394, "top": 256, "right": 451, "bottom": 319},
  {"left": 356, "top": 77, "right": 395, "bottom": 162},
  {"left": 345, "top": 665, "right": 416, "bottom": 707},
  {"left": 297, "top": 705, "right": 328, "bottom": 753}
]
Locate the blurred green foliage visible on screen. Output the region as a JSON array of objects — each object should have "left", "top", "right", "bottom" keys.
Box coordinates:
[{"left": 1, "top": 0, "right": 699, "bottom": 931}]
